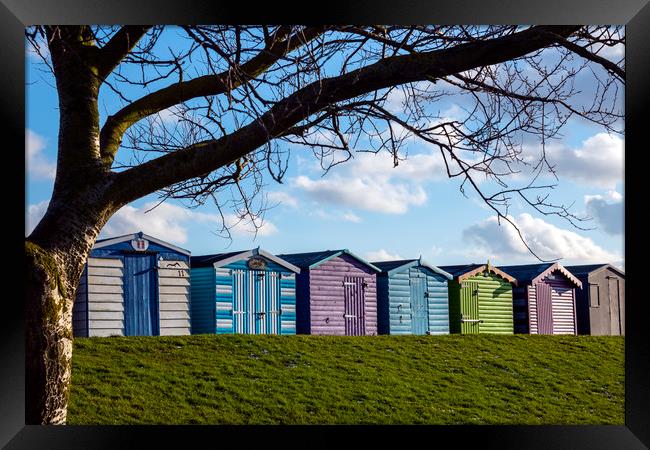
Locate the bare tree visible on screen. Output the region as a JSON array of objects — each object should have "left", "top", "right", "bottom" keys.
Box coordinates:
[{"left": 24, "top": 24, "right": 624, "bottom": 424}]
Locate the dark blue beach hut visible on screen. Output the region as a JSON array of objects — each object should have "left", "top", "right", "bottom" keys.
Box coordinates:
[
  {"left": 190, "top": 248, "right": 300, "bottom": 335},
  {"left": 372, "top": 258, "right": 453, "bottom": 335},
  {"left": 72, "top": 232, "right": 192, "bottom": 337}
]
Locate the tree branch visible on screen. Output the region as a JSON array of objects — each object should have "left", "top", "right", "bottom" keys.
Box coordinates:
[
  {"left": 547, "top": 32, "right": 625, "bottom": 81},
  {"left": 109, "top": 25, "right": 582, "bottom": 205},
  {"left": 96, "top": 26, "right": 153, "bottom": 80},
  {"left": 99, "top": 26, "right": 328, "bottom": 167}
]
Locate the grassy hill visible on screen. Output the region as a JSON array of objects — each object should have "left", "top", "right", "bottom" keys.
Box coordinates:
[{"left": 68, "top": 334, "right": 624, "bottom": 425}]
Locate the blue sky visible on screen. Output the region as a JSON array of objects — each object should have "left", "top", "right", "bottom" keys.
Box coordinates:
[{"left": 25, "top": 27, "right": 625, "bottom": 268}]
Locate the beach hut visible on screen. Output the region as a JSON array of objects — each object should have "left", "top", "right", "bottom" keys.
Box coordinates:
[
  {"left": 439, "top": 262, "right": 517, "bottom": 334},
  {"left": 190, "top": 248, "right": 300, "bottom": 335},
  {"left": 278, "top": 250, "right": 380, "bottom": 336},
  {"left": 566, "top": 264, "right": 625, "bottom": 335},
  {"left": 72, "top": 232, "right": 192, "bottom": 337},
  {"left": 372, "top": 259, "right": 452, "bottom": 335},
  {"left": 498, "top": 263, "right": 582, "bottom": 335}
]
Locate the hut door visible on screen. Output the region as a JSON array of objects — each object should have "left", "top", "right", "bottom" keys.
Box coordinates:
[
  {"left": 252, "top": 270, "right": 267, "bottom": 334},
  {"left": 608, "top": 278, "right": 621, "bottom": 335},
  {"left": 460, "top": 281, "right": 480, "bottom": 334},
  {"left": 232, "top": 269, "right": 249, "bottom": 334},
  {"left": 535, "top": 283, "right": 554, "bottom": 334},
  {"left": 260, "top": 271, "right": 282, "bottom": 335},
  {"left": 410, "top": 275, "right": 428, "bottom": 335},
  {"left": 344, "top": 276, "right": 366, "bottom": 336},
  {"left": 123, "top": 254, "right": 159, "bottom": 336}
]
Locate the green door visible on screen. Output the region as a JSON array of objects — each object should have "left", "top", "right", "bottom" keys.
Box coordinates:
[{"left": 460, "top": 281, "right": 480, "bottom": 334}]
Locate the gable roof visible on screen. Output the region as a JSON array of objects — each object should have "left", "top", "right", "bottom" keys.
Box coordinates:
[
  {"left": 498, "top": 262, "right": 582, "bottom": 288},
  {"left": 439, "top": 263, "right": 518, "bottom": 286},
  {"left": 191, "top": 248, "right": 300, "bottom": 273},
  {"left": 565, "top": 264, "right": 625, "bottom": 278},
  {"left": 278, "top": 249, "right": 381, "bottom": 272},
  {"left": 93, "top": 231, "right": 191, "bottom": 256},
  {"left": 371, "top": 259, "right": 452, "bottom": 279}
]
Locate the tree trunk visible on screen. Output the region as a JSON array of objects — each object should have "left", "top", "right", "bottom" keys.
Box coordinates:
[
  {"left": 25, "top": 187, "right": 116, "bottom": 424},
  {"left": 25, "top": 242, "right": 76, "bottom": 424}
]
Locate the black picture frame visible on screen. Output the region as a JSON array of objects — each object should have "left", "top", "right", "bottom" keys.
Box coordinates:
[{"left": 5, "top": 1, "right": 648, "bottom": 448}]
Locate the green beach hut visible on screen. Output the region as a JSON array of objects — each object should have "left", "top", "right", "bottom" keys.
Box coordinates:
[{"left": 439, "top": 262, "right": 518, "bottom": 334}]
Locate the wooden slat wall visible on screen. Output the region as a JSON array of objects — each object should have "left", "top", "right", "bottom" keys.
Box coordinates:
[
  {"left": 528, "top": 284, "right": 539, "bottom": 334},
  {"left": 72, "top": 267, "right": 88, "bottom": 337},
  {"left": 547, "top": 276, "right": 577, "bottom": 335},
  {"left": 158, "top": 260, "right": 191, "bottom": 335},
  {"left": 87, "top": 257, "right": 124, "bottom": 337},
  {"left": 308, "top": 254, "right": 377, "bottom": 336},
  {"left": 472, "top": 274, "right": 513, "bottom": 334}
]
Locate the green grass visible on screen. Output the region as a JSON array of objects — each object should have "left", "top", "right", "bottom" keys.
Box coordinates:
[{"left": 68, "top": 334, "right": 624, "bottom": 425}]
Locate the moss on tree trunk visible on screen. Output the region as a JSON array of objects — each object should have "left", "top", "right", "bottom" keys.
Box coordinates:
[{"left": 25, "top": 241, "right": 75, "bottom": 424}]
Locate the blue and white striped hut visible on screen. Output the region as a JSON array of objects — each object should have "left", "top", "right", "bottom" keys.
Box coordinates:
[
  {"left": 372, "top": 258, "right": 452, "bottom": 335},
  {"left": 73, "top": 231, "right": 192, "bottom": 337},
  {"left": 190, "top": 248, "right": 300, "bottom": 335}
]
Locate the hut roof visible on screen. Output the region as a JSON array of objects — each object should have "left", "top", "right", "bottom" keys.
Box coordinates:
[
  {"left": 278, "top": 249, "right": 381, "bottom": 272},
  {"left": 93, "top": 231, "right": 191, "bottom": 256},
  {"left": 565, "top": 264, "right": 625, "bottom": 278},
  {"left": 372, "top": 259, "right": 452, "bottom": 279},
  {"left": 498, "top": 262, "right": 582, "bottom": 288},
  {"left": 191, "top": 248, "right": 300, "bottom": 273},
  {"left": 439, "top": 263, "right": 518, "bottom": 286}
]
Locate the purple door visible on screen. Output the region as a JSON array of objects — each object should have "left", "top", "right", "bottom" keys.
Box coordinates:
[
  {"left": 535, "top": 283, "right": 554, "bottom": 334},
  {"left": 344, "top": 276, "right": 366, "bottom": 336}
]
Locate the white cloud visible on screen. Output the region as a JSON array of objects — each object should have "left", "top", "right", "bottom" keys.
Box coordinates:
[
  {"left": 26, "top": 200, "right": 49, "bottom": 235},
  {"left": 26, "top": 129, "right": 56, "bottom": 180},
  {"left": 364, "top": 249, "right": 404, "bottom": 262},
  {"left": 589, "top": 42, "right": 624, "bottom": 60},
  {"left": 531, "top": 132, "right": 624, "bottom": 189},
  {"left": 383, "top": 82, "right": 432, "bottom": 114},
  {"left": 341, "top": 211, "right": 362, "bottom": 223},
  {"left": 291, "top": 150, "right": 448, "bottom": 214},
  {"left": 267, "top": 191, "right": 298, "bottom": 208},
  {"left": 26, "top": 199, "right": 278, "bottom": 243},
  {"left": 309, "top": 208, "right": 363, "bottom": 223},
  {"left": 101, "top": 202, "right": 278, "bottom": 244},
  {"left": 462, "top": 213, "right": 622, "bottom": 265},
  {"left": 584, "top": 190, "right": 624, "bottom": 235},
  {"left": 294, "top": 174, "right": 426, "bottom": 214}
]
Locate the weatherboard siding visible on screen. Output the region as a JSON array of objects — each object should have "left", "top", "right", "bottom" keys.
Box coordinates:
[
  {"left": 571, "top": 267, "right": 625, "bottom": 336},
  {"left": 448, "top": 274, "right": 513, "bottom": 335},
  {"left": 72, "top": 267, "right": 88, "bottom": 337},
  {"left": 547, "top": 276, "right": 577, "bottom": 335},
  {"left": 73, "top": 234, "right": 192, "bottom": 338},
  {"left": 379, "top": 265, "right": 450, "bottom": 335},
  {"left": 190, "top": 267, "right": 216, "bottom": 334},
  {"left": 86, "top": 257, "right": 125, "bottom": 337},
  {"left": 307, "top": 254, "right": 377, "bottom": 336},
  {"left": 473, "top": 275, "right": 513, "bottom": 334},
  {"left": 521, "top": 274, "right": 577, "bottom": 335},
  {"left": 190, "top": 256, "right": 297, "bottom": 335},
  {"left": 158, "top": 260, "right": 191, "bottom": 335}
]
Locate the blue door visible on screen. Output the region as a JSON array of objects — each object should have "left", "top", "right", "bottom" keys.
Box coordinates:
[
  {"left": 232, "top": 269, "right": 283, "bottom": 334},
  {"left": 123, "top": 254, "right": 159, "bottom": 336},
  {"left": 410, "top": 274, "right": 428, "bottom": 335}
]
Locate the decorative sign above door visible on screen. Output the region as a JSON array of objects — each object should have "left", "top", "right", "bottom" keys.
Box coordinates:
[
  {"left": 131, "top": 238, "right": 150, "bottom": 251},
  {"left": 247, "top": 256, "right": 267, "bottom": 270}
]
